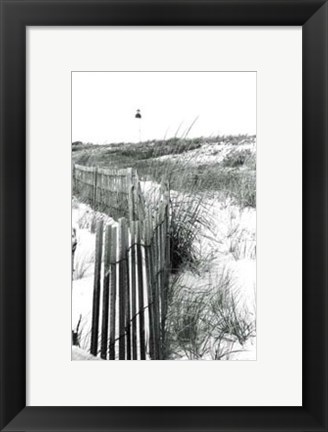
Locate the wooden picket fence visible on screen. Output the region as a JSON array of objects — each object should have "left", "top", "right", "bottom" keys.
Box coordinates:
[
  {"left": 73, "top": 164, "right": 145, "bottom": 221},
  {"left": 83, "top": 170, "right": 171, "bottom": 360}
]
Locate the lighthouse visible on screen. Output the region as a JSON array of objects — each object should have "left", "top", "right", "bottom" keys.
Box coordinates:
[{"left": 135, "top": 109, "right": 142, "bottom": 142}]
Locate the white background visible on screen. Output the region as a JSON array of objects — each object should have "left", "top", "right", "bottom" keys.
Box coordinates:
[
  {"left": 27, "top": 27, "right": 302, "bottom": 406},
  {"left": 72, "top": 71, "right": 256, "bottom": 143}
]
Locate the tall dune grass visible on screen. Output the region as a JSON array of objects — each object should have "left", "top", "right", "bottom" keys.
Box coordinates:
[{"left": 164, "top": 268, "right": 256, "bottom": 360}]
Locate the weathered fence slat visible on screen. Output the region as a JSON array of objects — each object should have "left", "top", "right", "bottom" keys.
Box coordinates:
[
  {"left": 123, "top": 220, "right": 131, "bottom": 360},
  {"left": 90, "top": 219, "right": 104, "bottom": 356},
  {"left": 109, "top": 226, "right": 117, "bottom": 360},
  {"left": 157, "top": 204, "right": 164, "bottom": 353},
  {"left": 160, "top": 201, "right": 170, "bottom": 356},
  {"left": 100, "top": 224, "right": 111, "bottom": 359},
  {"left": 93, "top": 167, "right": 98, "bottom": 209},
  {"left": 130, "top": 221, "right": 138, "bottom": 360},
  {"left": 135, "top": 221, "right": 146, "bottom": 360},
  {"left": 118, "top": 218, "right": 127, "bottom": 360},
  {"left": 144, "top": 216, "right": 155, "bottom": 359}
]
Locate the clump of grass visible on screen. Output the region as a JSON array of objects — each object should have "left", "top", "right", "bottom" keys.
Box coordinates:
[
  {"left": 225, "top": 211, "right": 256, "bottom": 260},
  {"left": 164, "top": 278, "right": 208, "bottom": 359},
  {"left": 233, "top": 171, "right": 256, "bottom": 208},
  {"left": 244, "top": 152, "right": 256, "bottom": 170},
  {"left": 229, "top": 234, "right": 256, "bottom": 260},
  {"left": 209, "top": 283, "right": 255, "bottom": 346},
  {"left": 141, "top": 149, "right": 214, "bottom": 273},
  {"left": 164, "top": 269, "right": 256, "bottom": 360},
  {"left": 219, "top": 134, "right": 255, "bottom": 146},
  {"left": 196, "top": 167, "right": 255, "bottom": 208},
  {"left": 222, "top": 149, "right": 253, "bottom": 168},
  {"left": 72, "top": 314, "right": 82, "bottom": 346},
  {"left": 169, "top": 193, "right": 212, "bottom": 272},
  {"left": 74, "top": 316, "right": 92, "bottom": 352},
  {"left": 143, "top": 186, "right": 210, "bottom": 274}
]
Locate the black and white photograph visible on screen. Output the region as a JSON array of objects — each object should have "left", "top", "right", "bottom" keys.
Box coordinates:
[{"left": 71, "top": 71, "right": 256, "bottom": 361}]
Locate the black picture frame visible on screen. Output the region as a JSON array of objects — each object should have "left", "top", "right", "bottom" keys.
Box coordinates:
[{"left": 1, "top": 1, "right": 327, "bottom": 431}]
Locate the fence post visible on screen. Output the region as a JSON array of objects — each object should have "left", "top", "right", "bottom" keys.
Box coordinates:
[
  {"left": 128, "top": 183, "right": 135, "bottom": 223},
  {"left": 136, "top": 221, "right": 146, "bottom": 359},
  {"left": 90, "top": 219, "right": 104, "bottom": 356},
  {"left": 124, "top": 220, "right": 131, "bottom": 360},
  {"left": 93, "top": 166, "right": 98, "bottom": 209},
  {"left": 100, "top": 224, "right": 112, "bottom": 359},
  {"left": 157, "top": 203, "right": 164, "bottom": 355},
  {"left": 109, "top": 226, "right": 117, "bottom": 360},
  {"left": 144, "top": 216, "right": 155, "bottom": 359},
  {"left": 160, "top": 200, "right": 171, "bottom": 357},
  {"left": 134, "top": 172, "right": 146, "bottom": 221},
  {"left": 98, "top": 171, "right": 103, "bottom": 211},
  {"left": 118, "top": 218, "right": 127, "bottom": 359},
  {"left": 130, "top": 221, "right": 138, "bottom": 359},
  {"left": 148, "top": 209, "right": 161, "bottom": 359},
  {"left": 161, "top": 185, "right": 170, "bottom": 358}
]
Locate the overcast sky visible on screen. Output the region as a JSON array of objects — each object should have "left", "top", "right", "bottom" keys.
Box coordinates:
[{"left": 72, "top": 71, "right": 256, "bottom": 144}]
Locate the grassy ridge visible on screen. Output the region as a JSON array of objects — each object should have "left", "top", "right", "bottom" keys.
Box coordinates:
[
  {"left": 72, "top": 135, "right": 256, "bottom": 208},
  {"left": 72, "top": 135, "right": 255, "bottom": 168}
]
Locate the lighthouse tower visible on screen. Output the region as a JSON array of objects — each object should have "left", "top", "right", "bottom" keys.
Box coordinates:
[{"left": 135, "top": 109, "right": 142, "bottom": 142}]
